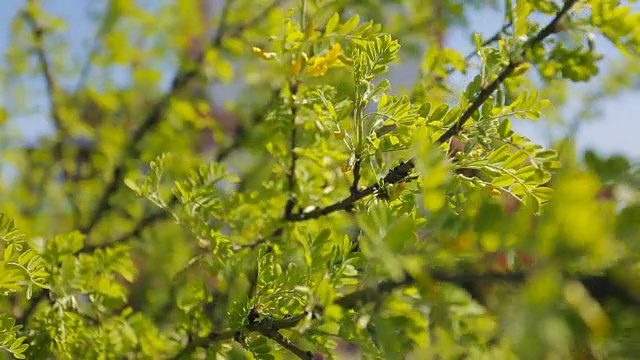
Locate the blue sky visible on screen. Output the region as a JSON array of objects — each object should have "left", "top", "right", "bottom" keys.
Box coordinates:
[{"left": 1, "top": 1, "right": 639, "bottom": 159}]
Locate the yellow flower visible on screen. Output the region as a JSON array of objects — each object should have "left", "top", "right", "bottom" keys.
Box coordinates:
[
  {"left": 306, "top": 43, "right": 344, "bottom": 77},
  {"left": 307, "top": 57, "right": 329, "bottom": 77}
]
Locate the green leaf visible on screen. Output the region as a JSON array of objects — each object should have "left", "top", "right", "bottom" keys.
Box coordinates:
[
  {"left": 492, "top": 174, "right": 516, "bottom": 187},
  {"left": 430, "top": 104, "right": 449, "bottom": 121},
  {"left": 532, "top": 186, "right": 554, "bottom": 200},
  {"left": 503, "top": 151, "right": 528, "bottom": 169},
  {"left": 486, "top": 144, "right": 511, "bottom": 164},
  {"left": 516, "top": 164, "right": 537, "bottom": 180},
  {"left": 339, "top": 14, "right": 360, "bottom": 34},
  {"left": 325, "top": 12, "right": 340, "bottom": 34}
]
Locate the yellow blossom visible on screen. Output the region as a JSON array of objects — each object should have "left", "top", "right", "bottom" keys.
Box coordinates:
[
  {"left": 307, "top": 57, "right": 329, "bottom": 77},
  {"left": 252, "top": 47, "right": 276, "bottom": 60},
  {"left": 306, "top": 43, "right": 344, "bottom": 77}
]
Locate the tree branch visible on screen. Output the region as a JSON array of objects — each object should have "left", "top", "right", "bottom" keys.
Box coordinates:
[
  {"left": 288, "top": 161, "right": 416, "bottom": 222},
  {"left": 211, "top": 0, "right": 233, "bottom": 47},
  {"left": 350, "top": 157, "right": 362, "bottom": 196},
  {"left": 259, "top": 330, "right": 314, "bottom": 359},
  {"left": 285, "top": 82, "right": 300, "bottom": 219},
  {"left": 173, "top": 313, "right": 308, "bottom": 359},
  {"left": 79, "top": 210, "right": 167, "bottom": 254}
]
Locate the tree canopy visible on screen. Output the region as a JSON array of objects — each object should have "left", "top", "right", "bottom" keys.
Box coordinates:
[{"left": 1, "top": 0, "right": 640, "bottom": 359}]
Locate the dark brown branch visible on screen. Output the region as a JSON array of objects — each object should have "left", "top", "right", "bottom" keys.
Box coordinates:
[
  {"left": 284, "top": 123, "right": 299, "bottom": 218},
  {"left": 288, "top": 161, "right": 416, "bottom": 222},
  {"left": 231, "top": 237, "right": 270, "bottom": 252},
  {"left": 350, "top": 157, "right": 362, "bottom": 195},
  {"left": 334, "top": 273, "right": 416, "bottom": 309},
  {"left": 259, "top": 330, "right": 314, "bottom": 359},
  {"left": 285, "top": 83, "right": 300, "bottom": 219}
]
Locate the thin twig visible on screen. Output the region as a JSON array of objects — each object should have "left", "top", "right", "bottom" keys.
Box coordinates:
[
  {"left": 462, "top": 22, "right": 513, "bottom": 63},
  {"left": 79, "top": 71, "right": 192, "bottom": 235},
  {"left": 232, "top": 228, "right": 282, "bottom": 252},
  {"left": 415, "top": 21, "right": 513, "bottom": 94}
]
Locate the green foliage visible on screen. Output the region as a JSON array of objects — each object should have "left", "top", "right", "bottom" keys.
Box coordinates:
[
  {"left": 0, "top": 215, "right": 48, "bottom": 359},
  {"left": 1, "top": 0, "right": 640, "bottom": 359}
]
